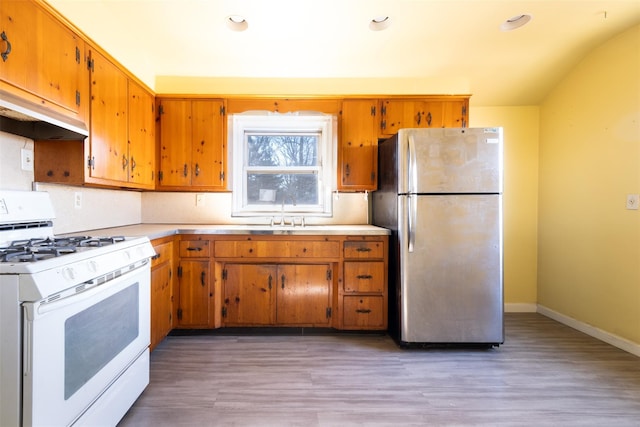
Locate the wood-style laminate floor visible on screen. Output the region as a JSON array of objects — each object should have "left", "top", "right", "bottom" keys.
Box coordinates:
[{"left": 119, "top": 314, "right": 640, "bottom": 427}]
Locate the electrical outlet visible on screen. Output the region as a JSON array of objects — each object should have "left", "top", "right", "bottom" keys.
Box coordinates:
[
  {"left": 626, "top": 194, "right": 639, "bottom": 210},
  {"left": 196, "top": 193, "right": 205, "bottom": 207},
  {"left": 21, "top": 148, "right": 34, "bottom": 171},
  {"left": 74, "top": 192, "right": 82, "bottom": 209}
]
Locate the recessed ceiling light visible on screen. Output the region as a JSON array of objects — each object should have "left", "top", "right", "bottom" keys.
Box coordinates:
[
  {"left": 226, "top": 15, "right": 248, "bottom": 32},
  {"left": 500, "top": 14, "right": 532, "bottom": 31},
  {"left": 369, "top": 16, "right": 391, "bottom": 31}
]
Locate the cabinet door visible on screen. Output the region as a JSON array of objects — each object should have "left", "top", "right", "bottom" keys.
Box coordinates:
[
  {"left": 127, "top": 80, "right": 155, "bottom": 187},
  {"left": 151, "top": 261, "right": 172, "bottom": 350},
  {"left": 88, "top": 49, "right": 128, "bottom": 182},
  {"left": 442, "top": 99, "right": 468, "bottom": 128},
  {"left": 339, "top": 100, "right": 378, "bottom": 191},
  {"left": 223, "top": 264, "right": 275, "bottom": 325},
  {"left": 0, "top": 1, "right": 86, "bottom": 118},
  {"left": 158, "top": 99, "right": 192, "bottom": 187},
  {"left": 276, "top": 264, "right": 331, "bottom": 326},
  {"left": 191, "top": 100, "right": 225, "bottom": 188},
  {"left": 177, "top": 260, "right": 211, "bottom": 327}
]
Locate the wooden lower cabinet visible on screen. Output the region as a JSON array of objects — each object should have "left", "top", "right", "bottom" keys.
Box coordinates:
[
  {"left": 221, "top": 263, "right": 332, "bottom": 327},
  {"left": 150, "top": 237, "right": 175, "bottom": 351},
  {"left": 339, "top": 237, "right": 388, "bottom": 330},
  {"left": 175, "top": 238, "right": 218, "bottom": 329}
]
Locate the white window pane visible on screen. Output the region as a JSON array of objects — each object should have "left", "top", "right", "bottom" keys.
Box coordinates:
[
  {"left": 247, "top": 173, "right": 319, "bottom": 206},
  {"left": 247, "top": 134, "right": 318, "bottom": 167}
]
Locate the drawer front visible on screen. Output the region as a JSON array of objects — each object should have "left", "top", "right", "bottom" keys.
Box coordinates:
[
  {"left": 151, "top": 241, "right": 173, "bottom": 268},
  {"left": 215, "top": 240, "right": 340, "bottom": 258},
  {"left": 343, "top": 296, "right": 385, "bottom": 328},
  {"left": 179, "top": 240, "right": 211, "bottom": 257},
  {"left": 343, "top": 262, "right": 385, "bottom": 293},
  {"left": 343, "top": 241, "right": 384, "bottom": 259}
]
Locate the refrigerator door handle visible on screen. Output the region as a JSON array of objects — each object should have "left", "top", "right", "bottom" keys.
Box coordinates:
[
  {"left": 408, "top": 194, "right": 416, "bottom": 253},
  {"left": 407, "top": 134, "right": 417, "bottom": 194}
]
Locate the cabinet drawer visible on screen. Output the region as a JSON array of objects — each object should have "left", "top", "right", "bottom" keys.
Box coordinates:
[
  {"left": 179, "top": 240, "right": 211, "bottom": 257},
  {"left": 215, "top": 240, "right": 340, "bottom": 258},
  {"left": 343, "top": 296, "right": 385, "bottom": 328},
  {"left": 151, "top": 241, "right": 173, "bottom": 268},
  {"left": 343, "top": 241, "right": 384, "bottom": 259},
  {"left": 344, "top": 262, "right": 385, "bottom": 293}
]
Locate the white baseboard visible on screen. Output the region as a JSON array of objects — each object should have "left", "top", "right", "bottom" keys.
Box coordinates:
[
  {"left": 537, "top": 305, "right": 640, "bottom": 357},
  {"left": 504, "top": 303, "right": 537, "bottom": 312}
]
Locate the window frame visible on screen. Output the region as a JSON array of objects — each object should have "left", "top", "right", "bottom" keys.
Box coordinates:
[{"left": 229, "top": 112, "right": 337, "bottom": 217}]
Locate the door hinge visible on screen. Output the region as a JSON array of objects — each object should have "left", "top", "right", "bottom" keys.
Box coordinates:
[
  {"left": 220, "top": 105, "right": 225, "bottom": 116},
  {"left": 380, "top": 120, "right": 386, "bottom": 131},
  {"left": 158, "top": 104, "right": 164, "bottom": 115},
  {"left": 381, "top": 104, "right": 386, "bottom": 116},
  {"left": 326, "top": 269, "right": 332, "bottom": 281},
  {"left": 87, "top": 156, "right": 94, "bottom": 169},
  {"left": 177, "top": 266, "right": 183, "bottom": 278},
  {"left": 177, "top": 308, "right": 183, "bottom": 320},
  {"left": 219, "top": 171, "right": 225, "bottom": 182},
  {"left": 326, "top": 307, "right": 332, "bottom": 318},
  {"left": 87, "top": 57, "right": 94, "bottom": 72},
  {"left": 221, "top": 306, "right": 227, "bottom": 317},
  {"left": 75, "top": 46, "right": 81, "bottom": 64},
  {"left": 370, "top": 106, "right": 376, "bottom": 116},
  {"left": 222, "top": 269, "right": 227, "bottom": 280},
  {"left": 76, "top": 90, "right": 81, "bottom": 107},
  {"left": 158, "top": 170, "right": 163, "bottom": 182}
]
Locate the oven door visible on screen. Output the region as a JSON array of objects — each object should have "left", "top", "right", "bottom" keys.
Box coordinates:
[{"left": 22, "top": 262, "right": 150, "bottom": 427}]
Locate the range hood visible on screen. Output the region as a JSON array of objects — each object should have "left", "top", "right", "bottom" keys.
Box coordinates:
[{"left": 0, "top": 92, "right": 88, "bottom": 141}]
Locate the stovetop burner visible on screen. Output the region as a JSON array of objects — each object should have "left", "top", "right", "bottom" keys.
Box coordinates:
[{"left": 0, "top": 236, "right": 126, "bottom": 263}]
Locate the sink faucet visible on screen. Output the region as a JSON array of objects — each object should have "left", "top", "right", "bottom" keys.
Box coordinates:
[{"left": 279, "top": 194, "right": 296, "bottom": 226}]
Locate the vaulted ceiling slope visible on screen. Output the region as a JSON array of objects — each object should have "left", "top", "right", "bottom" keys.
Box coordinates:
[{"left": 46, "top": 0, "right": 640, "bottom": 106}]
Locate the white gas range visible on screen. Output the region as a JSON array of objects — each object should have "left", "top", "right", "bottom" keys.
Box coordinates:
[{"left": 0, "top": 190, "right": 154, "bottom": 427}]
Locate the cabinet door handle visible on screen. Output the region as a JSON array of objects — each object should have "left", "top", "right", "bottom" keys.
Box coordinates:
[
  {"left": 281, "top": 274, "right": 285, "bottom": 289},
  {"left": 345, "top": 163, "right": 350, "bottom": 177},
  {"left": 183, "top": 163, "right": 188, "bottom": 177},
  {"left": 1, "top": 32, "right": 11, "bottom": 62},
  {"left": 186, "top": 247, "right": 202, "bottom": 251},
  {"left": 356, "top": 309, "right": 372, "bottom": 314},
  {"left": 131, "top": 156, "right": 136, "bottom": 172},
  {"left": 356, "top": 274, "right": 373, "bottom": 279},
  {"left": 268, "top": 274, "right": 272, "bottom": 290},
  {"left": 194, "top": 163, "right": 200, "bottom": 177},
  {"left": 151, "top": 253, "right": 160, "bottom": 260},
  {"left": 426, "top": 111, "right": 432, "bottom": 126},
  {"left": 415, "top": 111, "right": 421, "bottom": 125},
  {"left": 200, "top": 271, "right": 206, "bottom": 287},
  {"left": 122, "top": 154, "right": 129, "bottom": 170}
]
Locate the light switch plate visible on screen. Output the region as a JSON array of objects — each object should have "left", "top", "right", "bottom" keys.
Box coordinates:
[
  {"left": 626, "top": 194, "right": 639, "bottom": 210},
  {"left": 21, "top": 148, "right": 34, "bottom": 171}
]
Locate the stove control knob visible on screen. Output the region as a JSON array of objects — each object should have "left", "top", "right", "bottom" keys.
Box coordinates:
[
  {"left": 62, "top": 267, "right": 76, "bottom": 281},
  {"left": 88, "top": 260, "right": 99, "bottom": 273}
]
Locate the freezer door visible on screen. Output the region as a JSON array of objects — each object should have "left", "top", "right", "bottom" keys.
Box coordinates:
[
  {"left": 401, "top": 127, "right": 502, "bottom": 194},
  {"left": 399, "top": 194, "right": 503, "bottom": 343}
]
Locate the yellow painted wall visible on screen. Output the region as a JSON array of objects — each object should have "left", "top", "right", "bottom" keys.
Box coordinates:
[
  {"left": 470, "top": 107, "right": 540, "bottom": 307},
  {"left": 538, "top": 25, "right": 640, "bottom": 344}
]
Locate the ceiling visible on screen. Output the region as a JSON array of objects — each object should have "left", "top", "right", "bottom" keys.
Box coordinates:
[{"left": 46, "top": 0, "right": 640, "bottom": 106}]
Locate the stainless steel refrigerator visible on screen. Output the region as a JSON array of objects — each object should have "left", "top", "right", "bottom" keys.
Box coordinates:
[{"left": 372, "top": 127, "right": 503, "bottom": 346}]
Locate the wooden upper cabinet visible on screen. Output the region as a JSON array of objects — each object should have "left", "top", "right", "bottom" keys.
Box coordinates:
[
  {"left": 339, "top": 99, "right": 379, "bottom": 191},
  {"left": 127, "top": 80, "right": 155, "bottom": 188},
  {"left": 88, "top": 48, "right": 129, "bottom": 183},
  {"left": 379, "top": 96, "right": 469, "bottom": 138},
  {"left": 0, "top": 0, "right": 87, "bottom": 121},
  {"left": 157, "top": 98, "right": 226, "bottom": 190}
]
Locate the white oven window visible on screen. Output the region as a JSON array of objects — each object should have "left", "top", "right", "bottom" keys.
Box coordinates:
[{"left": 64, "top": 283, "right": 139, "bottom": 399}]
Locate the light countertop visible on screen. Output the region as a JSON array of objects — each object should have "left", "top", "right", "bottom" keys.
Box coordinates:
[{"left": 72, "top": 224, "right": 390, "bottom": 240}]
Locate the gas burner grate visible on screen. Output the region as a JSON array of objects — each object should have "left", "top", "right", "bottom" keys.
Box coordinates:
[{"left": 0, "top": 235, "right": 126, "bottom": 263}]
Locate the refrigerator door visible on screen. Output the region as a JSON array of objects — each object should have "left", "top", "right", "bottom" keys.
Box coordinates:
[
  {"left": 399, "top": 194, "right": 503, "bottom": 343},
  {"left": 402, "top": 127, "right": 502, "bottom": 194}
]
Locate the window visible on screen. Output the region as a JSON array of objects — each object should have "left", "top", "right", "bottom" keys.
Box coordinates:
[{"left": 230, "top": 113, "right": 336, "bottom": 217}]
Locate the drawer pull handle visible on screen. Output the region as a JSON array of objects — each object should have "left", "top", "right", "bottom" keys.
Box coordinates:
[
  {"left": 186, "top": 247, "right": 203, "bottom": 251},
  {"left": 151, "top": 253, "right": 160, "bottom": 260},
  {"left": 356, "top": 247, "right": 372, "bottom": 252},
  {"left": 357, "top": 274, "right": 373, "bottom": 279},
  {"left": 356, "top": 309, "right": 372, "bottom": 314},
  {"left": 1, "top": 31, "right": 11, "bottom": 62}
]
